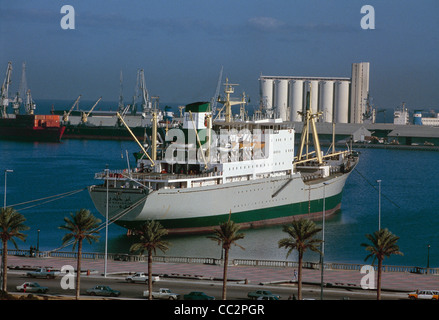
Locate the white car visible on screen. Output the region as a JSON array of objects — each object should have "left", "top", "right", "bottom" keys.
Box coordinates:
[
  {"left": 408, "top": 290, "right": 439, "bottom": 300},
  {"left": 125, "top": 272, "right": 159, "bottom": 283},
  {"left": 16, "top": 282, "right": 49, "bottom": 293}
]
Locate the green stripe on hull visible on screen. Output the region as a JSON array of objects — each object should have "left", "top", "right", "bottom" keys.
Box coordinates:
[{"left": 115, "top": 191, "right": 344, "bottom": 232}]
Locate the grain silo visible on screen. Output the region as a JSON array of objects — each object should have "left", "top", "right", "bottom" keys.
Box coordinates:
[
  {"left": 274, "top": 79, "right": 289, "bottom": 121},
  {"left": 260, "top": 78, "right": 274, "bottom": 116},
  {"left": 289, "top": 79, "right": 303, "bottom": 122},
  {"left": 319, "top": 80, "right": 334, "bottom": 123},
  {"left": 334, "top": 80, "right": 350, "bottom": 123},
  {"left": 304, "top": 80, "right": 319, "bottom": 112}
]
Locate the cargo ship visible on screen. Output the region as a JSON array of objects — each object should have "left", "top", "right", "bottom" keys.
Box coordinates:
[
  {"left": 0, "top": 61, "right": 65, "bottom": 142},
  {"left": 0, "top": 114, "right": 65, "bottom": 142},
  {"left": 88, "top": 80, "right": 359, "bottom": 235}
]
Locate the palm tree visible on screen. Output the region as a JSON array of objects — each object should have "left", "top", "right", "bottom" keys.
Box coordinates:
[
  {"left": 361, "top": 228, "right": 403, "bottom": 300},
  {"left": 208, "top": 219, "right": 245, "bottom": 300},
  {"left": 129, "top": 220, "right": 170, "bottom": 300},
  {"left": 0, "top": 207, "right": 29, "bottom": 293},
  {"left": 59, "top": 209, "right": 101, "bottom": 300},
  {"left": 278, "top": 218, "right": 322, "bottom": 300}
]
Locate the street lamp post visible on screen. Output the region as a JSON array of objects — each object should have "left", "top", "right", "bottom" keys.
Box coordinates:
[
  {"left": 104, "top": 167, "right": 109, "bottom": 277},
  {"left": 427, "top": 244, "right": 431, "bottom": 270},
  {"left": 320, "top": 182, "right": 328, "bottom": 300},
  {"left": 37, "top": 229, "right": 40, "bottom": 256},
  {"left": 1, "top": 169, "right": 13, "bottom": 291},
  {"left": 377, "top": 180, "right": 381, "bottom": 231},
  {"left": 3, "top": 169, "right": 13, "bottom": 209}
]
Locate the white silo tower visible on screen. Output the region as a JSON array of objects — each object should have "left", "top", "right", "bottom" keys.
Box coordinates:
[
  {"left": 304, "top": 80, "right": 319, "bottom": 113},
  {"left": 260, "top": 78, "right": 274, "bottom": 116},
  {"left": 289, "top": 79, "right": 303, "bottom": 122},
  {"left": 274, "top": 79, "right": 289, "bottom": 121},
  {"left": 334, "top": 80, "right": 349, "bottom": 123},
  {"left": 319, "top": 80, "right": 334, "bottom": 123}
]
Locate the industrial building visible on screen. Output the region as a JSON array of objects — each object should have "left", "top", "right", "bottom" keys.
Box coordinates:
[{"left": 259, "top": 62, "right": 370, "bottom": 124}]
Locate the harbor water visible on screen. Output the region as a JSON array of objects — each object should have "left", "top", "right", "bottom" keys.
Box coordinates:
[{"left": 1, "top": 134, "right": 439, "bottom": 268}]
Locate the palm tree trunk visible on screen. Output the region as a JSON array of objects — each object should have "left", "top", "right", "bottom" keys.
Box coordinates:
[
  {"left": 222, "top": 247, "right": 229, "bottom": 300},
  {"left": 148, "top": 249, "right": 152, "bottom": 300},
  {"left": 76, "top": 240, "right": 82, "bottom": 300},
  {"left": 1, "top": 241, "right": 7, "bottom": 292},
  {"left": 298, "top": 254, "right": 303, "bottom": 300},
  {"left": 377, "top": 259, "right": 382, "bottom": 300}
]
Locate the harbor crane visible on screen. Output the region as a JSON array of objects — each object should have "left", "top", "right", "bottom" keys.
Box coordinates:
[
  {"left": 210, "top": 66, "right": 223, "bottom": 116},
  {"left": 63, "top": 95, "right": 81, "bottom": 122},
  {"left": 25, "top": 89, "right": 36, "bottom": 115},
  {"left": 1, "top": 61, "right": 13, "bottom": 118},
  {"left": 81, "top": 96, "right": 102, "bottom": 123}
]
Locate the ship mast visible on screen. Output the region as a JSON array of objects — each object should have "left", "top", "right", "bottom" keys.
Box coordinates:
[
  {"left": 118, "top": 70, "right": 124, "bottom": 113},
  {"left": 217, "top": 78, "right": 246, "bottom": 122},
  {"left": 297, "top": 89, "right": 323, "bottom": 165}
]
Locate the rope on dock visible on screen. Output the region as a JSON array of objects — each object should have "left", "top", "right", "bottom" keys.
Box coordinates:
[
  {"left": 354, "top": 168, "right": 400, "bottom": 209},
  {"left": 7, "top": 187, "right": 88, "bottom": 211}
]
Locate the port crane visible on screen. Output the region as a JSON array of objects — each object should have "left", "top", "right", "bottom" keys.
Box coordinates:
[
  {"left": 24, "top": 89, "right": 36, "bottom": 115},
  {"left": 63, "top": 95, "right": 81, "bottom": 122},
  {"left": 81, "top": 96, "right": 102, "bottom": 123},
  {"left": 1, "top": 61, "right": 13, "bottom": 118},
  {"left": 210, "top": 66, "right": 223, "bottom": 116}
]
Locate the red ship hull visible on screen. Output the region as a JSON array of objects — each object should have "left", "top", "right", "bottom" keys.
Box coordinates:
[{"left": 0, "top": 114, "right": 66, "bottom": 142}]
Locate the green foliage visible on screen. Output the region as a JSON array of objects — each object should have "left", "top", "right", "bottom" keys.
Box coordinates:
[
  {"left": 59, "top": 209, "right": 101, "bottom": 250},
  {"left": 0, "top": 207, "right": 29, "bottom": 248},
  {"left": 278, "top": 218, "right": 322, "bottom": 258},
  {"left": 361, "top": 228, "right": 403, "bottom": 264},
  {"left": 207, "top": 219, "right": 245, "bottom": 251},
  {"left": 129, "top": 220, "right": 170, "bottom": 256}
]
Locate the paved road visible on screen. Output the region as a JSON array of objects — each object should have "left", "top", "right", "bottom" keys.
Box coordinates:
[{"left": 4, "top": 254, "right": 439, "bottom": 298}]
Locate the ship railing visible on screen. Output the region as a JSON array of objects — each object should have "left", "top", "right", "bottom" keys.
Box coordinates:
[{"left": 94, "top": 170, "right": 223, "bottom": 182}]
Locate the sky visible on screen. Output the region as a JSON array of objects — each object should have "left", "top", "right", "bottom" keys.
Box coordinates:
[{"left": 0, "top": 0, "right": 438, "bottom": 110}]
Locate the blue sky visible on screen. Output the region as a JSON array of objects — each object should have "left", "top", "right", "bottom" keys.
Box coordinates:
[{"left": 1, "top": 0, "right": 438, "bottom": 110}]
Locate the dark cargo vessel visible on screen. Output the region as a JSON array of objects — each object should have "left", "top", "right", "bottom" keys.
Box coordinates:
[{"left": 0, "top": 114, "right": 65, "bottom": 142}]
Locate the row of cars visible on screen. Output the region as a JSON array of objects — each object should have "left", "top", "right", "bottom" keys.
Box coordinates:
[
  {"left": 15, "top": 282, "right": 122, "bottom": 297},
  {"left": 17, "top": 268, "right": 282, "bottom": 300},
  {"left": 16, "top": 282, "right": 281, "bottom": 300}
]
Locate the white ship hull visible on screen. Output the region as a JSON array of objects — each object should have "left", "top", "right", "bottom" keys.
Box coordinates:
[{"left": 88, "top": 168, "right": 353, "bottom": 234}]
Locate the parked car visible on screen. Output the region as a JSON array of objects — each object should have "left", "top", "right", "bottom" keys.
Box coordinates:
[
  {"left": 86, "top": 285, "right": 121, "bottom": 297},
  {"left": 183, "top": 291, "right": 215, "bottom": 300},
  {"left": 248, "top": 290, "right": 281, "bottom": 300},
  {"left": 16, "top": 282, "right": 49, "bottom": 293},
  {"left": 125, "top": 272, "right": 159, "bottom": 283},
  {"left": 143, "top": 288, "right": 181, "bottom": 300},
  {"left": 408, "top": 290, "right": 439, "bottom": 300},
  {"left": 26, "top": 268, "right": 60, "bottom": 279}
]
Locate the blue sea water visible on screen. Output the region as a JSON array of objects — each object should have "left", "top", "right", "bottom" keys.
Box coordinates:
[{"left": 1, "top": 103, "right": 439, "bottom": 267}]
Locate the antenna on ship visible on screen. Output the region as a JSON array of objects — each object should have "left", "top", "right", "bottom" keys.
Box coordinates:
[{"left": 216, "top": 78, "right": 246, "bottom": 123}]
